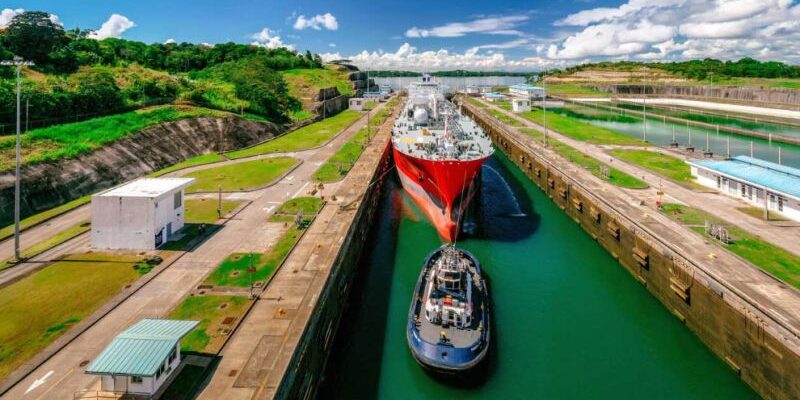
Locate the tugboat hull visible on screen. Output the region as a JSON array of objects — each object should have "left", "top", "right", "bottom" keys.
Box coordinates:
[{"left": 406, "top": 246, "right": 490, "bottom": 375}]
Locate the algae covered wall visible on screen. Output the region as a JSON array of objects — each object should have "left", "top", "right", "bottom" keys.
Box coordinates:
[{"left": 461, "top": 102, "right": 800, "bottom": 400}]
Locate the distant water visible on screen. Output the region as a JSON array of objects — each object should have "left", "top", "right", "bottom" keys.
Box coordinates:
[{"left": 374, "top": 76, "right": 526, "bottom": 93}]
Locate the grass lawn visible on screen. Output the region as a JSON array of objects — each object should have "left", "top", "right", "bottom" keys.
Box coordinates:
[
  {"left": 0, "top": 221, "right": 91, "bottom": 271},
  {"left": 185, "top": 157, "right": 298, "bottom": 193},
  {"left": 313, "top": 99, "right": 397, "bottom": 183},
  {"left": 660, "top": 203, "right": 800, "bottom": 290},
  {"left": 0, "top": 195, "right": 90, "bottom": 241},
  {"left": 0, "top": 253, "right": 144, "bottom": 380},
  {"left": 149, "top": 153, "right": 226, "bottom": 177},
  {"left": 204, "top": 221, "right": 305, "bottom": 287},
  {"left": 519, "top": 128, "right": 647, "bottom": 189},
  {"left": 225, "top": 110, "right": 362, "bottom": 159},
  {"left": 282, "top": 66, "right": 354, "bottom": 98},
  {"left": 520, "top": 109, "right": 644, "bottom": 145},
  {"left": 290, "top": 110, "right": 315, "bottom": 122},
  {"left": 608, "top": 149, "right": 701, "bottom": 189},
  {"left": 487, "top": 108, "right": 523, "bottom": 127},
  {"left": 0, "top": 105, "right": 228, "bottom": 171},
  {"left": 546, "top": 83, "right": 610, "bottom": 97},
  {"left": 168, "top": 295, "right": 250, "bottom": 353},
  {"left": 467, "top": 97, "right": 487, "bottom": 108},
  {"left": 271, "top": 197, "right": 323, "bottom": 218},
  {"left": 184, "top": 199, "right": 242, "bottom": 224},
  {"left": 736, "top": 207, "right": 789, "bottom": 222}
]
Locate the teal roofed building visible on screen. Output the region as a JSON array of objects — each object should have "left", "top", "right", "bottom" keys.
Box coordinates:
[
  {"left": 687, "top": 156, "right": 800, "bottom": 221},
  {"left": 85, "top": 319, "right": 199, "bottom": 397}
]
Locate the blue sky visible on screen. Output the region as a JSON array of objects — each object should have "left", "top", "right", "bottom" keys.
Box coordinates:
[{"left": 5, "top": 0, "right": 800, "bottom": 71}]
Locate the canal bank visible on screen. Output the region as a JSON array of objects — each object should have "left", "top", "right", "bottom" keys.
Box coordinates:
[
  {"left": 457, "top": 100, "right": 800, "bottom": 400},
  {"left": 320, "top": 151, "right": 758, "bottom": 399}
]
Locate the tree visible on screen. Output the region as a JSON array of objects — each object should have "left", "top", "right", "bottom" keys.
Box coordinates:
[{"left": 1, "top": 11, "right": 68, "bottom": 64}]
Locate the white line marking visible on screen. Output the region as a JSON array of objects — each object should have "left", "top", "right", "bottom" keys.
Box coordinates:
[
  {"left": 286, "top": 175, "right": 294, "bottom": 181},
  {"left": 264, "top": 206, "right": 275, "bottom": 213},
  {"left": 293, "top": 182, "right": 310, "bottom": 198},
  {"left": 25, "top": 370, "right": 54, "bottom": 394}
]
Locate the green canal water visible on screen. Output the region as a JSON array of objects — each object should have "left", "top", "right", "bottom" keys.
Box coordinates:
[
  {"left": 553, "top": 103, "right": 800, "bottom": 169},
  {"left": 320, "top": 152, "right": 758, "bottom": 399}
]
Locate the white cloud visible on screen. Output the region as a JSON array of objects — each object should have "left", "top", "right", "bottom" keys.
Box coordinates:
[
  {"left": 328, "top": 43, "right": 336, "bottom": 47},
  {"left": 89, "top": 14, "right": 136, "bottom": 40},
  {"left": 0, "top": 8, "right": 23, "bottom": 28},
  {"left": 321, "top": 42, "right": 563, "bottom": 72},
  {"left": 250, "top": 28, "right": 294, "bottom": 51},
  {"left": 164, "top": 38, "right": 176, "bottom": 45},
  {"left": 293, "top": 13, "right": 338, "bottom": 31},
  {"left": 405, "top": 15, "right": 528, "bottom": 38},
  {"left": 547, "top": 0, "right": 800, "bottom": 62}
]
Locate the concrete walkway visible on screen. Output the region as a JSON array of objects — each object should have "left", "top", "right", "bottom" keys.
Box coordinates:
[
  {"left": 0, "top": 103, "right": 387, "bottom": 400},
  {"left": 481, "top": 99, "right": 800, "bottom": 257}
]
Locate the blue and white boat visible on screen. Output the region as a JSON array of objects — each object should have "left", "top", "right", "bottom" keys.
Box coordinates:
[{"left": 407, "top": 245, "right": 490, "bottom": 374}]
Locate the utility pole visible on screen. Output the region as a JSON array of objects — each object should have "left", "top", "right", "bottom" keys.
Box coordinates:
[
  {"left": 25, "top": 98, "right": 29, "bottom": 132},
  {"left": 641, "top": 66, "right": 648, "bottom": 142},
  {"left": 750, "top": 141, "right": 754, "bottom": 158},
  {"left": 1, "top": 56, "right": 34, "bottom": 261},
  {"left": 542, "top": 71, "right": 548, "bottom": 147}
]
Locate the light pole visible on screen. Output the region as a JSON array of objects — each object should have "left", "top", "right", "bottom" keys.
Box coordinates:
[
  {"left": 641, "top": 66, "right": 648, "bottom": 142},
  {"left": 542, "top": 71, "right": 548, "bottom": 147},
  {"left": 1, "top": 56, "right": 34, "bottom": 261}
]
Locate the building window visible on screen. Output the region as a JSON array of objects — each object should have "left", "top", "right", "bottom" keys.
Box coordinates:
[
  {"left": 741, "top": 184, "right": 746, "bottom": 197},
  {"left": 131, "top": 376, "right": 143, "bottom": 384},
  {"left": 174, "top": 192, "right": 182, "bottom": 209},
  {"left": 169, "top": 348, "right": 177, "bottom": 362},
  {"left": 778, "top": 197, "right": 784, "bottom": 212}
]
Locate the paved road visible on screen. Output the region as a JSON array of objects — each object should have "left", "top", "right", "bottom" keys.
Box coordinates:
[
  {"left": 0, "top": 104, "right": 385, "bottom": 400},
  {"left": 482, "top": 99, "right": 800, "bottom": 257}
]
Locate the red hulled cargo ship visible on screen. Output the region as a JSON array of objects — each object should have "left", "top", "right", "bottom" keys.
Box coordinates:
[{"left": 391, "top": 75, "right": 493, "bottom": 241}]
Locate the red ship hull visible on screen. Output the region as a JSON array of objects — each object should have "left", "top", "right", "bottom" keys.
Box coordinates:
[{"left": 393, "top": 146, "right": 488, "bottom": 241}]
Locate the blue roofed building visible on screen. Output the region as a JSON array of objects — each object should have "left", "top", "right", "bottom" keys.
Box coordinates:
[
  {"left": 86, "top": 319, "right": 199, "bottom": 397},
  {"left": 509, "top": 83, "right": 546, "bottom": 99},
  {"left": 481, "top": 92, "right": 506, "bottom": 102},
  {"left": 687, "top": 156, "right": 800, "bottom": 221}
]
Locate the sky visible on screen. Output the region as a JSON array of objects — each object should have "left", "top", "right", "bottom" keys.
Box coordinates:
[{"left": 3, "top": 0, "right": 800, "bottom": 71}]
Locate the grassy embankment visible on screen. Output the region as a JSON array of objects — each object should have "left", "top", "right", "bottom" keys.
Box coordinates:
[
  {"left": 545, "top": 83, "right": 610, "bottom": 98},
  {"left": 282, "top": 66, "right": 353, "bottom": 121},
  {"left": 0, "top": 105, "right": 229, "bottom": 172},
  {"left": 608, "top": 149, "right": 702, "bottom": 189},
  {"left": 0, "top": 253, "right": 147, "bottom": 379},
  {"left": 467, "top": 97, "right": 487, "bottom": 108},
  {"left": 168, "top": 295, "right": 250, "bottom": 353},
  {"left": 518, "top": 128, "right": 647, "bottom": 189},
  {"left": 313, "top": 98, "right": 398, "bottom": 182},
  {"left": 184, "top": 157, "right": 298, "bottom": 193},
  {"left": 149, "top": 153, "right": 227, "bottom": 177},
  {"left": 225, "top": 110, "right": 363, "bottom": 159},
  {"left": 660, "top": 203, "right": 800, "bottom": 289},
  {"left": 171, "top": 197, "right": 323, "bottom": 353},
  {"left": 519, "top": 108, "right": 643, "bottom": 146}
]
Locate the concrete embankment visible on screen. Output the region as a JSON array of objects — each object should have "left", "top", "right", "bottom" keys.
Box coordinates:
[
  {"left": 0, "top": 116, "right": 282, "bottom": 225},
  {"left": 563, "top": 98, "right": 800, "bottom": 147},
  {"left": 460, "top": 98, "right": 800, "bottom": 400},
  {"left": 199, "top": 100, "right": 400, "bottom": 400},
  {"left": 596, "top": 84, "right": 800, "bottom": 110}
]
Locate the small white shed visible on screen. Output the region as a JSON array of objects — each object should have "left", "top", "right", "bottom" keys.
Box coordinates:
[
  {"left": 91, "top": 177, "right": 195, "bottom": 250},
  {"left": 349, "top": 97, "right": 365, "bottom": 111},
  {"left": 511, "top": 98, "right": 531, "bottom": 113}
]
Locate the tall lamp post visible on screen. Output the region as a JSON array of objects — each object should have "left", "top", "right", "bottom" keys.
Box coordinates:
[
  {"left": 1, "top": 56, "right": 34, "bottom": 261},
  {"left": 641, "top": 66, "right": 648, "bottom": 142}
]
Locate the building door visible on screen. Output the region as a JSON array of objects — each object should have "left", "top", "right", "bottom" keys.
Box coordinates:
[
  {"left": 716, "top": 176, "right": 721, "bottom": 188},
  {"left": 778, "top": 197, "right": 784, "bottom": 212},
  {"left": 166, "top": 222, "right": 173, "bottom": 239}
]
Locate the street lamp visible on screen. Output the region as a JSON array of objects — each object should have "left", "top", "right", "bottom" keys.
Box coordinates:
[
  {"left": 1, "top": 56, "right": 34, "bottom": 261},
  {"left": 641, "top": 66, "right": 648, "bottom": 142}
]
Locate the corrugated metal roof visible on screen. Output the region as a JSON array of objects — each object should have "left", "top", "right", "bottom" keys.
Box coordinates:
[
  {"left": 510, "top": 84, "right": 544, "bottom": 90},
  {"left": 688, "top": 156, "right": 800, "bottom": 199},
  {"left": 86, "top": 319, "right": 199, "bottom": 376}
]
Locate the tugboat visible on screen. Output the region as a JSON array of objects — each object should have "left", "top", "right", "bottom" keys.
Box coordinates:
[{"left": 407, "top": 245, "right": 490, "bottom": 374}]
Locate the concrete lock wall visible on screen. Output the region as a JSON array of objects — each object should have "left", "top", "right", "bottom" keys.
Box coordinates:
[
  {"left": 460, "top": 103, "right": 800, "bottom": 400},
  {"left": 274, "top": 143, "right": 394, "bottom": 399}
]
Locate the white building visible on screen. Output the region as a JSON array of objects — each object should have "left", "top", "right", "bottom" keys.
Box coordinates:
[
  {"left": 91, "top": 177, "right": 195, "bottom": 250},
  {"left": 349, "top": 97, "right": 365, "bottom": 111},
  {"left": 482, "top": 92, "right": 506, "bottom": 103},
  {"left": 511, "top": 98, "right": 531, "bottom": 113},
  {"left": 509, "top": 83, "right": 546, "bottom": 99},
  {"left": 86, "top": 319, "right": 199, "bottom": 397},
  {"left": 464, "top": 85, "right": 480, "bottom": 96},
  {"left": 688, "top": 156, "right": 800, "bottom": 221}
]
